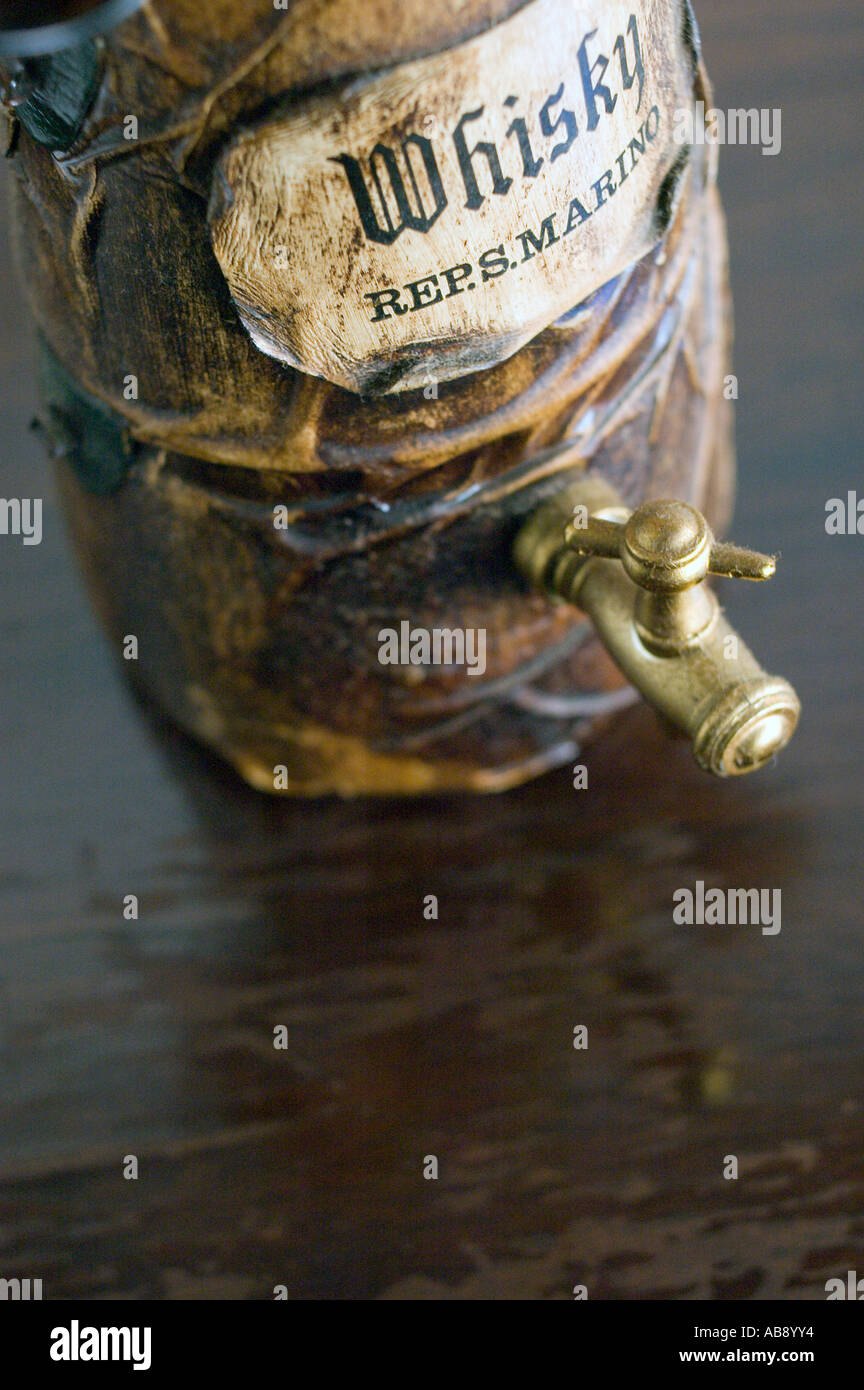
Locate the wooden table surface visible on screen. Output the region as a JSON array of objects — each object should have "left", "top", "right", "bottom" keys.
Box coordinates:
[{"left": 0, "top": 0, "right": 862, "bottom": 1300}]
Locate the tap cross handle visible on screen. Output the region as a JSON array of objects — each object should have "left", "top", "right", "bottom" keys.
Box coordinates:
[{"left": 564, "top": 499, "right": 776, "bottom": 593}]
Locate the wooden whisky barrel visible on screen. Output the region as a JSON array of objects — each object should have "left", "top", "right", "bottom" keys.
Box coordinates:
[{"left": 4, "top": 0, "right": 735, "bottom": 793}]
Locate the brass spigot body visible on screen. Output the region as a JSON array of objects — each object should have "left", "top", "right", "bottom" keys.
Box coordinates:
[{"left": 515, "top": 478, "right": 800, "bottom": 776}]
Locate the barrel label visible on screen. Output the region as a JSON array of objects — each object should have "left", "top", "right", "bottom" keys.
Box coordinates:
[{"left": 210, "top": 0, "right": 697, "bottom": 394}]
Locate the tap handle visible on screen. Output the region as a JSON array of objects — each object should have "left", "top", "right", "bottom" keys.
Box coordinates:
[{"left": 564, "top": 498, "right": 777, "bottom": 593}]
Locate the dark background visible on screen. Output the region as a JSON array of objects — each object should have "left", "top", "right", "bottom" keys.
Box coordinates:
[{"left": 0, "top": 0, "right": 861, "bottom": 1298}]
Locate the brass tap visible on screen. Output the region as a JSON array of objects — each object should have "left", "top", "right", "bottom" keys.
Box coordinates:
[{"left": 515, "top": 477, "right": 800, "bottom": 776}]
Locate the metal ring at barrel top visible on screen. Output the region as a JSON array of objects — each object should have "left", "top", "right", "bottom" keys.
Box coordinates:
[{"left": 0, "top": 0, "right": 147, "bottom": 57}]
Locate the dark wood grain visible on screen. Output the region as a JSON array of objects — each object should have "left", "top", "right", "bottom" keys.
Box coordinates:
[{"left": 0, "top": 0, "right": 862, "bottom": 1300}]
